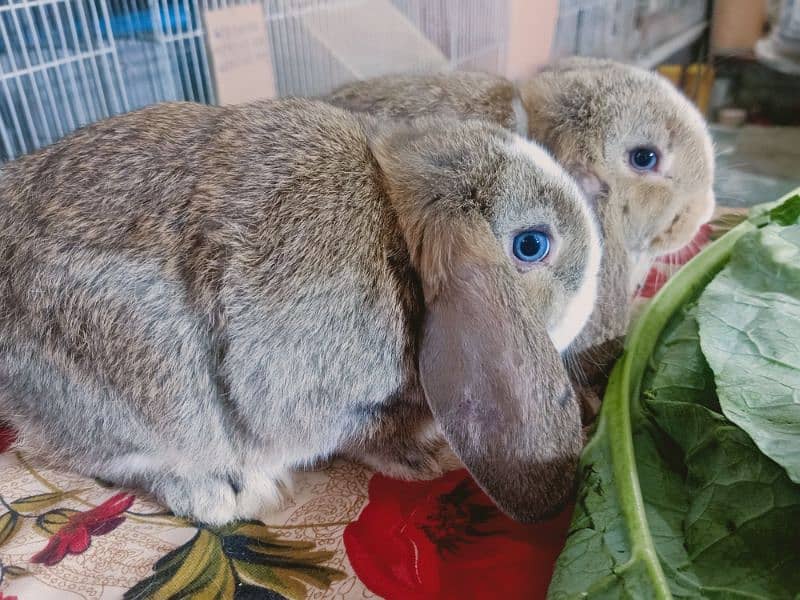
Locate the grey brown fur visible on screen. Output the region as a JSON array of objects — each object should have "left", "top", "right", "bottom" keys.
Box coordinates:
[{"left": 0, "top": 99, "right": 600, "bottom": 524}]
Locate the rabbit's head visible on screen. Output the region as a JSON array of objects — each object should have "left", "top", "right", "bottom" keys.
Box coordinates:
[
  {"left": 523, "top": 57, "right": 715, "bottom": 267},
  {"left": 369, "top": 119, "right": 601, "bottom": 521}
]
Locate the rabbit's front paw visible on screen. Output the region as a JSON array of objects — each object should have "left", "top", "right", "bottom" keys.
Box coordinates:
[
  {"left": 154, "top": 474, "right": 240, "bottom": 526},
  {"left": 234, "top": 470, "right": 291, "bottom": 519}
]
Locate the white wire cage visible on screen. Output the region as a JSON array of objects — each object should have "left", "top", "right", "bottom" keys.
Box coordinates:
[
  {"left": 1, "top": 0, "right": 709, "bottom": 163},
  {"left": 0, "top": 0, "right": 129, "bottom": 160},
  {"left": 0, "top": 0, "right": 510, "bottom": 161}
]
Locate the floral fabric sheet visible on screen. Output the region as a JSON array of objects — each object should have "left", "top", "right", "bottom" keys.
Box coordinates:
[
  {"left": 0, "top": 210, "right": 739, "bottom": 600},
  {"left": 0, "top": 439, "right": 568, "bottom": 600}
]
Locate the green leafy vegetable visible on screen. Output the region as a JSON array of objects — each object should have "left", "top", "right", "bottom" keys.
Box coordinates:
[
  {"left": 747, "top": 193, "right": 800, "bottom": 228},
  {"left": 548, "top": 190, "right": 800, "bottom": 599},
  {"left": 550, "top": 303, "right": 800, "bottom": 599},
  {"left": 698, "top": 224, "right": 800, "bottom": 483},
  {"left": 750, "top": 193, "right": 800, "bottom": 227},
  {"left": 644, "top": 306, "right": 800, "bottom": 598}
]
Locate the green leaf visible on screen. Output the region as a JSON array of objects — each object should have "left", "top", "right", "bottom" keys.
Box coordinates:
[
  {"left": 126, "top": 522, "right": 346, "bottom": 600},
  {"left": 34, "top": 509, "right": 80, "bottom": 537},
  {"left": 642, "top": 307, "right": 800, "bottom": 598},
  {"left": 125, "top": 530, "right": 235, "bottom": 600},
  {"left": 9, "top": 489, "right": 87, "bottom": 513},
  {"left": 223, "top": 522, "right": 346, "bottom": 597},
  {"left": 766, "top": 194, "right": 800, "bottom": 226},
  {"left": 0, "top": 511, "right": 21, "bottom": 547},
  {"left": 550, "top": 303, "right": 800, "bottom": 598},
  {"left": 549, "top": 191, "right": 800, "bottom": 600},
  {"left": 3, "top": 564, "right": 31, "bottom": 579},
  {"left": 697, "top": 224, "right": 800, "bottom": 482},
  {"left": 748, "top": 193, "right": 800, "bottom": 227}
]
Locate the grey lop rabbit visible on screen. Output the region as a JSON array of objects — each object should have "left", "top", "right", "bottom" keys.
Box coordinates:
[
  {"left": 328, "top": 57, "right": 716, "bottom": 359},
  {"left": 0, "top": 98, "right": 601, "bottom": 525}
]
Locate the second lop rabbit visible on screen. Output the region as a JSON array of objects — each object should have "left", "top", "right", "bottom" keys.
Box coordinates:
[{"left": 0, "top": 99, "right": 601, "bottom": 525}]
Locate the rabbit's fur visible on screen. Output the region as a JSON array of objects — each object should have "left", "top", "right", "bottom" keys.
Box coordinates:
[
  {"left": 328, "top": 57, "right": 716, "bottom": 356},
  {"left": 0, "top": 99, "right": 601, "bottom": 524}
]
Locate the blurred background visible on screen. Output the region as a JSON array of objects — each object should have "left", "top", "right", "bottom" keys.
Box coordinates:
[{"left": 1, "top": 0, "right": 798, "bottom": 204}]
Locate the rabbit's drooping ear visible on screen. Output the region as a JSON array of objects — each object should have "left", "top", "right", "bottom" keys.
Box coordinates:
[
  {"left": 368, "top": 123, "right": 583, "bottom": 521},
  {"left": 418, "top": 223, "right": 581, "bottom": 522}
]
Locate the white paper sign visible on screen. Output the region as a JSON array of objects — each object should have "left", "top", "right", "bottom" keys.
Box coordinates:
[{"left": 204, "top": 4, "right": 276, "bottom": 105}]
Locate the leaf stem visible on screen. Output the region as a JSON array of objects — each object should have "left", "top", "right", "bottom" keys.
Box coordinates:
[
  {"left": 15, "top": 452, "right": 65, "bottom": 496},
  {"left": 0, "top": 495, "right": 37, "bottom": 519},
  {"left": 600, "top": 216, "right": 756, "bottom": 599}
]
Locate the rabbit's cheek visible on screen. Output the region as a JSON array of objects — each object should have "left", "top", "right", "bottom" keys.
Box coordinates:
[
  {"left": 547, "top": 259, "right": 600, "bottom": 353},
  {"left": 616, "top": 180, "right": 671, "bottom": 252},
  {"left": 649, "top": 186, "right": 715, "bottom": 256}
]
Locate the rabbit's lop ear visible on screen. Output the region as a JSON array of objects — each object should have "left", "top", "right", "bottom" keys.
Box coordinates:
[
  {"left": 418, "top": 225, "right": 581, "bottom": 523},
  {"left": 369, "top": 122, "right": 583, "bottom": 522}
]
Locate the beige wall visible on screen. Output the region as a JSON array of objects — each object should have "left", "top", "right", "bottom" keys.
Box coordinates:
[{"left": 505, "top": 0, "right": 559, "bottom": 79}]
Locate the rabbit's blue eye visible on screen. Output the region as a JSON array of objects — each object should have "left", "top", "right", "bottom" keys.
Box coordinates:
[
  {"left": 513, "top": 230, "right": 550, "bottom": 262},
  {"left": 629, "top": 147, "right": 658, "bottom": 171}
]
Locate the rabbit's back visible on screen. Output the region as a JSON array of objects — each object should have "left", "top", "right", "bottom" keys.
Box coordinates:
[
  {"left": 0, "top": 103, "right": 219, "bottom": 258},
  {"left": 328, "top": 72, "right": 521, "bottom": 133},
  {"left": 0, "top": 99, "right": 420, "bottom": 480},
  {"left": 0, "top": 104, "right": 224, "bottom": 452}
]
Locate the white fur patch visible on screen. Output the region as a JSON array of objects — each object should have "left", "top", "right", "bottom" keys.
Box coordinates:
[
  {"left": 509, "top": 136, "right": 565, "bottom": 183},
  {"left": 103, "top": 451, "right": 168, "bottom": 478},
  {"left": 511, "top": 95, "right": 529, "bottom": 138},
  {"left": 508, "top": 136, "right": 602, "bottom": 352},
  {"left": 548, "top": 220, "right": 601, "bottom": 353},
  {"left": 700, "top": 188, "right": 715, "bottom": 224}
]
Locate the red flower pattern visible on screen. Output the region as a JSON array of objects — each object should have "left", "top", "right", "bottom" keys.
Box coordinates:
[
  {"left": 30, "top": 493, "right": 135, "bottom": 566},
  {"left": 0, "top": 593, "right": 19, "bottom": 600},
  {"left": 344, "top": 470, "right": 572, "bottom": 600},
  {"left": 0, "top": 425, "right": 15, "bottom": 454}
]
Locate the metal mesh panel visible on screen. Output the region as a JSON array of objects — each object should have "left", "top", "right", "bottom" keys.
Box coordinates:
[
  {"left": 552, "top": 0, "right": 707, "bottom": 62},
  {"left": 1, "top": 0, "right": 510, "bottom": 161},
  {"left": 637, "top": 0, "right": 708, "bottom": 54},
  {"left": 552, "top": 0, "right": 640, "bottom": 60},
  {"left": 0, "top": 0, "right": 128, "bottom": 160},
  {"left": 1, "top": 0, "right": 710, "bottom": 162}
]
